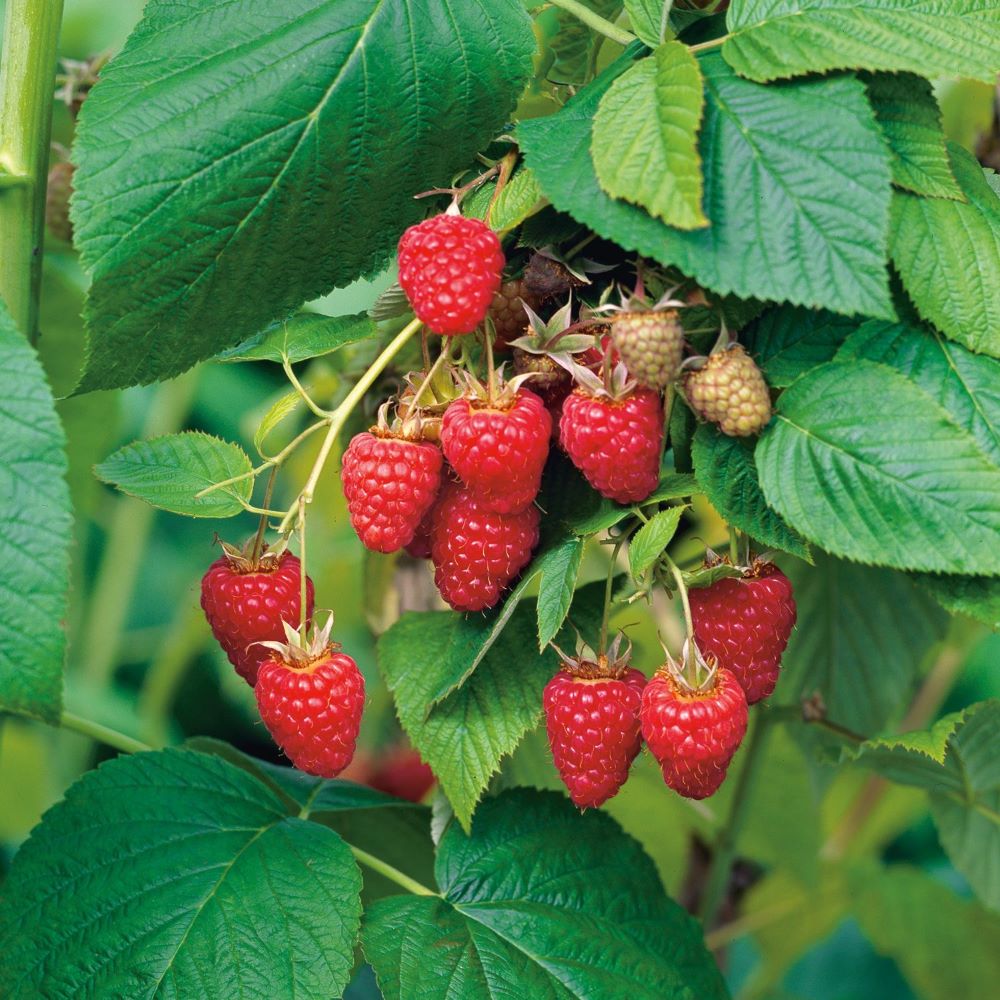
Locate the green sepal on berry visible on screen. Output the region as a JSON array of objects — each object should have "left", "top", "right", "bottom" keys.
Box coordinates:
[{"left": 253, "top": 610, "right": 338, "bottom": 665}]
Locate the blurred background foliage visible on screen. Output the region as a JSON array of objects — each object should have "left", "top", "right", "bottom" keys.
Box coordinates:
[{"left": 2, "top": 3, "right": 999, "bottom": 999}]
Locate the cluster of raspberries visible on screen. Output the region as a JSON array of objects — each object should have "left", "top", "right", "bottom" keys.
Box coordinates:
[
  {"left": 545, "top": 561, "right": 796, "bottom": 805},
  {"left": 196, "top": 210, "right": 786, "bottom": 804}
]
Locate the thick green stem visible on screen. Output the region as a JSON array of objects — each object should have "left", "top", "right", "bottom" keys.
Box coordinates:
[
  {"left": 545, "top": 0, "right": 636, "bottom": 47},
  {"left": 79, "top": 373, "right": 198, "bottom": 688},
  {"left": 60, "top": 710, "right": 151, "bottom": 755},
  {"left": 346, "top": 845, "right": 439, "bottom": 897},
  {"left": 0, "top": 0, "right": 65, "bottom": 340},
  {"left": 698, "top": 712, "right": 772, "bottom": 929}
]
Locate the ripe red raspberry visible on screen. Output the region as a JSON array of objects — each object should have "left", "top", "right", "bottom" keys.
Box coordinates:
[
  {"left": 404, "top": 508, "right": 434, "bottom": 559},
  {"left": 429, "top": 481, "right": 540, "bottom": 612},
  {"left": 255, "top": 617, "right": 365, "bottom": 778},
  {"left": 641, "top": 653, "right": 748, "bottom": 800},
  {"left": 543, "top": 640, "right": 646, "bottom": 808},
  {"left": 683, "top": 344, "right": 772, "bottom": 436},
  {"left": 560, "top": 386, "right": 663, "bottom": 503},
  {"left": 368, "top": 745, "right": 436, "bottom": 802},
  {"left": 441, "top": 388, "right": 551, "bottom": 513},
  {"left": 690, "top": 559, "right": 797, "bottom": 704},
  {"left": 341, "top": 430, "right": 443, "bottom": 553},
  {"left": 200, "top": 546, "right": 314, "bottom": 686},
  {"left": 398, "top": 213, "right": 504, "bottom": 335}
]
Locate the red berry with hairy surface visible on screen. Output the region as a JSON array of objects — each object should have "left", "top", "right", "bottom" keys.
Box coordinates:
[
  {"left": 641, "top": 665, "right": 748, "bottom": 800},
  {"left": 404, "top": 508, "right": 434, "bottom": 560},
  {"left": 255, "top": 619, "right": 365, "bottom": 779},
  {"left": 560, "top": 387, "right": 663, "bottom": 503},
  {"left": 341, "top": 431, "right": 443, "bottom": 553},
  {"left": 429, "top": 481, "right": 540, "bottom": 612},
  {"left": 441, "top": 388, "right": 551, "bottom": 513},
  {"left": 690, "top": 560, "right": 797, "bottom": 704},
  {"left": 201, "top": 548, "right": 314, "bottom": 686},
  {"left": 544, "top": 663, "right": 646, "bottom": 809},
  {"left": 398, "top": 213, "right": 504, "bottom": 335}
]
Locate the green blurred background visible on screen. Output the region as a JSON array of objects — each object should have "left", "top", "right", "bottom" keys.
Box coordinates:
[{"left": 2, "top": 3, "right": 999, "bottom": 999}]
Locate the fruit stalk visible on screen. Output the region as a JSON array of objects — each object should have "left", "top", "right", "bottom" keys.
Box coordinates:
[
  {"left": 60, "top": 710, "right": 150, "bottom": 755},
  {"left": 0, "top": 0, "right": 65, "bottom": 340},
  {"left": 599, "top": 537, "right": 626, "bottom": 655},
  {"left": 546, "top": 0, "right": 637, "bottom": 46},
  {"left": 345, "top": 845, "right": 439, "bottom": 897},
  {"left": 277, "top": 316, "right": 422, "bottom": 535},
  {"left": 663, "top": 553, "right": 695, "bottom": 642},
  {"left": 697, "top": 711, "right": 772, "bottom": 928}
]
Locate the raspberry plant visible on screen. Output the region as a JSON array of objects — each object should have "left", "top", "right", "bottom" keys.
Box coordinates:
[{"left": 1, "top": 1, "right": 1000, "bottom": 998}]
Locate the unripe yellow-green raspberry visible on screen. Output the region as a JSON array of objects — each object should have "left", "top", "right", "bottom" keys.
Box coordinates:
[
  {"left": 611, "top": 310, "right": 685, "bottom": 390},
  {"left": 683, "top": 344, "right": 772, "bottom": 436}
]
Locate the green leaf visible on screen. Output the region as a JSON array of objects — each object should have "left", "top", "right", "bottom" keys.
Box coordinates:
[
  {"left": 890, "top": 144, "right": 1000, "bottom": 358},
  {"left": 567, "top": 471, "right": 697, "bottom": 535},
  {"left": 489, "top": 169, "right": 546, "bottom": 234},
  {"left": 625, "top": 0, "right": 674, "bottom": 47},
  {"left": 0, "top": 748, "right": 362, "bottom": 998},
  {"left": 363, "top": 789, "right": 728, "bottom": 1000},
  {"left": 852, "top": 865, "right": 1000, "bottom": 1000},
  {"left": 71, "top": 0, "right": 535, "bottom": 390},
  {"left": 865, "top": 72, "right": 962, "bottom": 200},
  {"left": 692, "top": 426, "right": 810, "bottom": 560},
  {"left": 778, "top": 554, "right": 946, "bottom": 737},
  {"left": 592, "top": 42, "right": 706, "bottom": 229},
  {"left": 186, "top": 738, "right": 436, "bottom": 904},
  {"left": 0, "top": 302, "right": 71, "bottom": 724},
  {"left": 402, "top": 531, "right": 585, "bottom": 705},
  {"left": 520, "top": 52, "right": 893, "bottom": 318},
  {"left": 95, "top": 431, "right": 253, "bottom": 518},
  {"left": 849, "top": 712, "right": 965, "bottom": 772},
  {"left": 640, "top": 470, "right": 699, "bottom": 505},
  {"left": 629, "top": 507, "right": 684, "bottom": 578},
  {"left": 849, "top": 702, "right": 1000, "bottom": 911},
  {"left": 929, "top": 703, "right": 1000, "bottom": 910},
  {"left": 377, "top": 607, "right": 558, "bottom": 828},
  {"left": 724, "top": 1, "right": 1000, "bottom": 84},
  {"left": 837, "top": 319, "right": 1000, "bottom": 466},
  {"left": 756, "top": 360, "right": 1000, "bottom": 574},
  {"left": 535, "top": 535, "right": 585, "bottom": 648},
  {"left": 549, "top": 0, "right": 624, "bottom": 85},
  {"left": 743, "top": 305, "right": 860, "bottom": 388},
  {"left": 217, "top": 311, "right": 377, "bottom": 363},
  {"left": 377, "top": 583, "right": 607, "bottom": 828},
  {"left": 253, "top": 389, "right": 302, "bottom": 455},
  {"left": 914, "top": 573, "right": 1000, "bottom": 629}
]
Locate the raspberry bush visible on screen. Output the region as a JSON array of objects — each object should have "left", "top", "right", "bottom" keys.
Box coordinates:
[{"left": 1, "top": 1, "right": 1000, "bottom": 998}]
